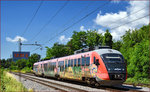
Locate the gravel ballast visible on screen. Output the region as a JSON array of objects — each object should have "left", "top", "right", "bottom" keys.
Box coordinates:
[
  {"left": 11, "top": 72, "right": 150, "bottom": 92},
  {"left": 12, "top": 73, "right": 59, "bottom": 91}
]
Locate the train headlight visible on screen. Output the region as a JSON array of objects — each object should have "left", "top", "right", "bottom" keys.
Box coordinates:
[{"left": 108, "top": 68, "right": 110, "bottom": 71}]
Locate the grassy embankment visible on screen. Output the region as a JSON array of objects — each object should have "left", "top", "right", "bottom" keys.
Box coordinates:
[
  {"left": 125, "top": 78, "right": 150, "bottom": 87},
  {"left": 0, "top": 69, "right": 28, "bottom": 92},
  {"left": 10, "top": 67, "right": 33, "bottom": 73},
  {"left": 8, "top": 68, "right": 150, "bottom": 87}
]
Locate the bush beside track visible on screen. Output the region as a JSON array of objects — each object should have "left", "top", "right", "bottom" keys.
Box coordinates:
[{"left": 0, "top": 69, "right": 27, "bottom": 92}]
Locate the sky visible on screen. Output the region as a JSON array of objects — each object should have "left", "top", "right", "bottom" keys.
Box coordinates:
[{"left": 1, "top": 0, "right": 149, "bottom": 59}]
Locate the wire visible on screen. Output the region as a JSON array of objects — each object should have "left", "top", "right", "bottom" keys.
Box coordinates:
[
  {"left": 30, "top": 0, "right": 69, "bottom": 42},
  {"left": 44, "top": 1, "right": 110, "bottom": 44},
  {"left": 31, "top": 1, "right": 111, "bottom": 53},
  {"left": 32, "top": 14, "right": 149, "bottom": 53},
  {"left": 37, "top": 1, "right": 94, "bottom": 43},
  {"left": 110, "top": 14, "right": 149, "bottom": 30},
  {"left": 107, "top": 6, "right": 148, "bottom": 28},
  {"left": 21, "top": 0, "right": 44, "bottom": 36}
]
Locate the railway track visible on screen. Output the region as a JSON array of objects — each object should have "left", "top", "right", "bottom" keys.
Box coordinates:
[
  {"left": 12, "top": 72, "right": 147, "bottom": 92},
  {"left": 12, "top": 72, "right": 104, "bottom": 91}
]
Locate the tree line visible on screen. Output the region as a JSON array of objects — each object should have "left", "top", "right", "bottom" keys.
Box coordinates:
[
  {"left": 45, "top": 29, "right": 113, "bottom": 59},
  {"left": 1, "top": 24, "right": 149, "bottom": 82},
  {"left": 0, "top": 53, "right": 40, "bottom": 71},
  {"left": 45, "top": 24, "right": 149, "bottom": 81}
]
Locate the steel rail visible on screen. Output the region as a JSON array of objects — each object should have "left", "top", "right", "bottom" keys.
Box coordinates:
[
  {"left": 13, "top": 72, "right": 88, "bottom": 92},
  {"left": 12, "top": 72, "right": 144, "bottom": 92}
]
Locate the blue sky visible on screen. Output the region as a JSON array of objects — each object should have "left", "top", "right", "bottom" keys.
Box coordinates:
[{"left": 1, "top": 1, "right": 149, "bottom": 59}]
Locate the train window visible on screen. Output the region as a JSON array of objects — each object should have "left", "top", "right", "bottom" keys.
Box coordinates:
[
  {"left": 54, "top": 62, "right": 56, "bottom": 69},
  {"left": 96, "top": 59, "right": 100, "bottom": 66},
  {"left": 68, "top": 60, "right": 71, "bottom": 67},
  {"left": 51, "top": 62, "right": 53, "bottom": 71},
  {"left": 101, "top": 54, "right": 124, "bottom": 63},
  {"left": 49, "top": 62, "right": 51, "bottom": 71},
  {"left": 65, "top": 60, "right": 68, "bottom": 68},
  {"left": 94, "top": 57, "right": 96, "bottom": 64},
  {"left": 86, "top": 57, "right": 90, "bottom": 66},
  {"left": 61, "top": 61, "right": 64, "bottom": 72},
  {"left": 82, "top": 57, "right": 85, "bottom": 66},
  {"left": 71, "top": 59, "right": 73, "bottom": 67},
  {"left": 58, "top": 61, "right": 64, "bottom": 72},
  {"left": 58, "top": 61, "right": 61, "bottom": 67},
  {"left": 44, "top": 63, "right": 48, "bottom": 71},
  {"left": 33, "top": 65, "right": 38, "bottom": 71},
  {"left": 74, "top": 59, "right": 77, "bottom": 66},
  {"left": 51, "top": 62, "right": 56, "bottom": 71},
  {"left": 78, "top": 58, "right": 81, "bottom": 66}
]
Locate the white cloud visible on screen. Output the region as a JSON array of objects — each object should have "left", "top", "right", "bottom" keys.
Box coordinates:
[
  {"left": 111, "top": 0, "right": 120, "bottom": 3},
  {"left": 98, "top": 29, "right": 105, "bottom": 35},
  {"left": 94, "top": 1, "right": 149, "bottom": 40},
  {"left": 6, "top": 36, "right": 27, "bottom": 43},
  {"left": 59, "top": 35, "right": 71, "bottom": 43},
  {"left": 80, "top": 26, "right": 86, "bottom": 31},
  {"left": 80, "top": 25, "right": 91, "bottom": 32}
]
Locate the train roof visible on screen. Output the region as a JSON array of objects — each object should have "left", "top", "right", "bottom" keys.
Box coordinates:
[
  {"left": 34, "top": 51, "right": 93, "bottom": 65},
  {"left": 34, "top": 48, "right": 122, "bottom": 65},
  {"left": 94, "top": 48, "right": 122, "bottom": 55}
]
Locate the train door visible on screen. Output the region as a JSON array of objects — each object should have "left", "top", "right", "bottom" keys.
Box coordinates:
[
  {"left": 81, "top": 55, "right": 85, "bottom": 77},
  {"left": 93, "top": 56, "right": 100, "bottom": 72},
  {"left": 39, "top": 64, "right": 42, "bottom": 75},
  {"left": 90, "top": 53, "right": 100, "bottom": 77},
  {"left": 64, "top": 59, "right": 74, "bottom": 79},
  {"left": 72, "top": 58, "right": 78, "bottom": 79},
  {"left": 74, "top": 58, "right": 82, "bottom": 80},
  {"left": 58, "top": 61, "right": 65, "bottom": 78},
  {"left": 84, "top": 56, "right": 90, "bottom": 77}
]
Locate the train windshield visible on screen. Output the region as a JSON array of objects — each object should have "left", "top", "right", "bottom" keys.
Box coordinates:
[{"left": 101, "top": 53, "right": 124, "bottom": 63}]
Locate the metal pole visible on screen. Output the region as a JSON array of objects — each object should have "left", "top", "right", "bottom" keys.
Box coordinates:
[
  {"left": 18, "top": 38, "right": 21, "bottom": 83},
  {"left": 18, "top": 38, "right": 21, "bottom": 52}
]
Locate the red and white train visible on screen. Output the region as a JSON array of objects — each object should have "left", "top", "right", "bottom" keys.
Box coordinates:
[{"left": 33, "top": 47, "right": 127, "bottom": 86}]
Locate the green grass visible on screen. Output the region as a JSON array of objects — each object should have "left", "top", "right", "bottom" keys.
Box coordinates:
[
  {"left": 10, "top": 67, "right": 33, "bottom": 74},
  {"left": 125, "top": 78, "right": 150, "bottom": 87},
  {"left": 0, "top": 69, "right": 27, "bottom": 92},
  {"left": 21, "top": 67, "right": 33, "bottom": 73}
]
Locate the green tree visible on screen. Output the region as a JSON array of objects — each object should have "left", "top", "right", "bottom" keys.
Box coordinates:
[
  {"left": 86, "top": 30, "right": 103, "bottom": 50},
  {"left": 103, "top": 29, "right": 113, "bottom": 48},
  {"left": 112, "top": 40, "right": 122, "bottom": 51},
  {"left": 28, "top": 53, "right": 41, "bottom": 69},
  {"left": 16, "top": 59, "right": 27, "bottom": 69},
  {"left": 1, "top": 59, "right": 6, "bottom": 68},
  {"left": 45, "top": 47, "right": 54, "bottom": 59},
  {"left": 51, "top": 43, "right": 72, "bottom": 58},
  {"left": 67, "top": 31, "right": 87, "bottom": 51},
  {"left": 120, "top": 24, "right": 149, "bottom": 79},
  {"left": 10, "top": 61, "right": 17, "bottom": 70}
]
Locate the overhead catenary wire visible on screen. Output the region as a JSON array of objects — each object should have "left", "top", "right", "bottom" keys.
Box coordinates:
[
  {"left": 29, "top": 0, "right": 69, "bottom": 42},
  {"left": 58, "top": 1, "right": 125, "bottom": 43},
  {"left": 110, "top": 14, "right": 149, "bottom": 30},
  {"left": 38, "top": 1, "right": 96, "bottom": 48},
  {"left": 31, "top": 1, "right": 111, "bottom": 52},
  {"left": 107, "top": 6, "right": 148, "bottom": 28},
  {"left": 44, "top": 1, "right": 111, "bottom": 44},
  {"left": 21, "top": 0, "right": 44, "bottom": 36},
  {"left": 31, "top": 13, "right": 149, "bottom": 53},
  {"left": 38, "top": 1, "right": 94, "bottom": 43}
]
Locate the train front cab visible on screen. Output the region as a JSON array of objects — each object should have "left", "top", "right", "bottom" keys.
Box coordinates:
[{"left": 92, "top": 49, "right": 127, "bottom": 86}]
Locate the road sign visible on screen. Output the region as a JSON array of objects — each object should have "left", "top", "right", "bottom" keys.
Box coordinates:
[{"left": 13, "top": 51, "right": 30, "bottom": 62}]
